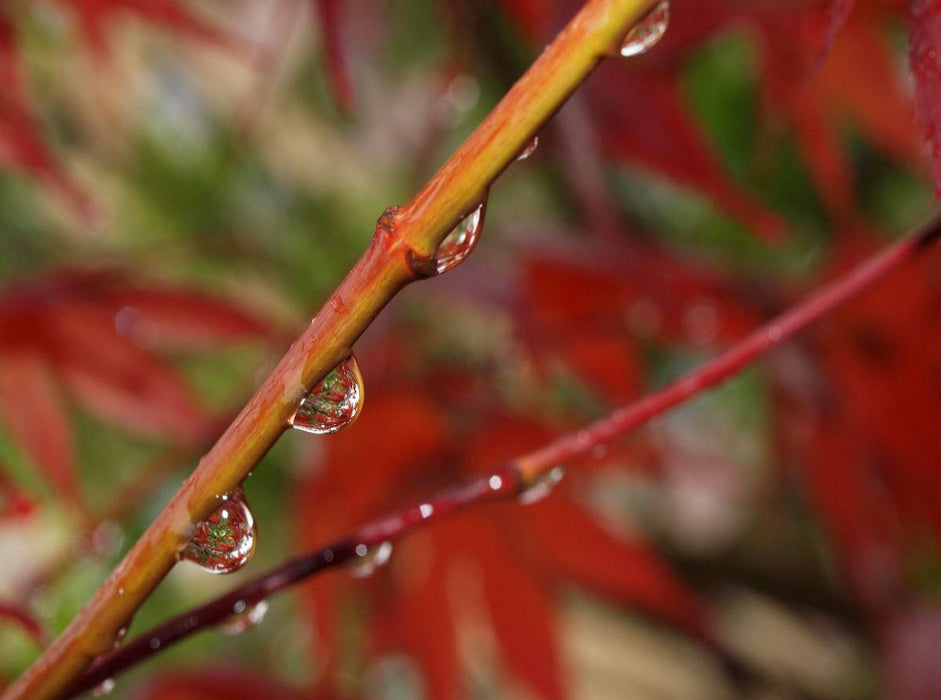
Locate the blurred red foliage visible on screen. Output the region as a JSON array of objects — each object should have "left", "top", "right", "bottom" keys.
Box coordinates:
[
  {"left": 2, "top": 0, "right": 941, "bottom": 698},
  {"left": 0, "top": 269, "right": 272, "bottom": 518}
]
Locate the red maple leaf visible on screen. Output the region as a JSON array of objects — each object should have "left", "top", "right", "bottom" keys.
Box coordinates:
[
  {"left": 0, "top": 470, "right": 35, "bottom": 521},
  {"left": 776, "top": 233, "right": 941, "bottom": 613},
  {"left": 50, "top": 0, "right": 250, "bottom": 61},
  {"left": 0, "top": 268, "right": 274, "bottom": 515},
  {"left": 755, "top": 1, "right": 920, "bottom": 222},
  {"left": 310, "top": 0, "right": 354, "bottom": 114},
  {"left": 908, "top": 0, "right": 941, "bottom": 193},
  {"left": 0, "top": 8, "right": 94, "bottom": 219},
  {"left": 135, "top": 667, "right": 327, "bottom": 700}
]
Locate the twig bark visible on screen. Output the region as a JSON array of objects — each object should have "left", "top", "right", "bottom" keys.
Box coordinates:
[
  {"left": 69, "top": 215, "right": 941, "bottom": 695},
  {"left": 2, "top": 2, "right": 660, "bottom": 698}
]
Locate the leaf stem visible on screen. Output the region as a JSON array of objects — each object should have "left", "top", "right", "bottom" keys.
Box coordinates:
[{"left": 69, "top": 215, "right": 941, "bottom": 695}]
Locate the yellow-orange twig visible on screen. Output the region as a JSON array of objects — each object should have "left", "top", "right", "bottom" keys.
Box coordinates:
[{"left": 2, "top": 1, "right": 659, "bottom": 698}]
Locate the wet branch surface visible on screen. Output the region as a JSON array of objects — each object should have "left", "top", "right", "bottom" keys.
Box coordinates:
[{"left": 70, "top": 215, "right": 941, "bottom": 696}]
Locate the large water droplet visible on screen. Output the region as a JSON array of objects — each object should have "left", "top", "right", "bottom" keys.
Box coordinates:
[
  {"left": 518, "top": 466, "right": 565, "bottom": 505},
  {"left": 221, "top": 599, "right": 269, "bottom": 635},
  {"left": 290, "top": 355, "right": 364, "bottom": 435},
  {"left": 619, "top": 1, "right": 669, "bottom": 57},
  {"left": 182, "top": 488, "right": 257, "bottom": 574},
  {"left": 92, "top": 679, "right": 115, "bottom": 697},
  {"left": 347, "top": 541, "right": 393, "bottom": 579},
  {"left": 434, "top": 202, "right": 486, "bottom": 274},
  {"left": 515, "top": 136, "right": 539, "bottom": 162}
]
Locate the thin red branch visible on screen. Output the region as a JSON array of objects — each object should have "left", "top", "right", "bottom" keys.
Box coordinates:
[
  {"left": 516, "top": 217, "right": 941, "bottom": 481},
  {"left": 69, "top": 465, "right": 522, "bottom": 696},
  {"left": 69, "top": 216, "right": 941, "bottom": 694}
]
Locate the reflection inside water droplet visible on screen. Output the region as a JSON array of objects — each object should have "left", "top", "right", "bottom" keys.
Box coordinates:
[
  {"left": 221, "top": 599, "right": 269, "bottom": 635},
  {"left": 348, "top": 541, "right": 393, "bottom": 578},
  {"left": 620, "top": 1, "right": 669, "bottom": 57},
  {"left": 290, "top": 354, "right": 364, "bottom": 435},
  {"left": 518, "top": 466, "right": 565, "bottom": 505},
  {"left": 434, "top": 201, "right": 486, "bottom": 274},
  {"left": 182, "top": 488, "right": 256, "bottom": 574}
]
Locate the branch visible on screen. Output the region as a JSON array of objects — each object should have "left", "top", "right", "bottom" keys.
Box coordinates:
[
  {"left": 514, "top": 217, "right": 941, "bottom": 483},
  {"left": 16, "top": 414, "right": 235, "bottom": 601},
  {"left": 69, "top": 215, "right": 941, "bottom": 695},
  {"left": 2, "top": 2, "right": 661, "bottom": 698},
  {"left": 70, "top": 465, "right": 522, "bottom": 697}
]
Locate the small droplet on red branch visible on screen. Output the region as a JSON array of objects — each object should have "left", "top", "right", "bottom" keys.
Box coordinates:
[
  {"left": 182, "top": 488, "right": 257, "bottom": 574},
  {"left": 433, "top": 201, "right": 486, "bottom": 274},
  {"left": 516, "top": 136, "right": 539, "bottom": 162},
  {"left": 518, "top": 466, "right": 565, "bottom": 505},
  {"left": 619, "top": 1, "right": 669, "bottom": 57},
  {"left": 290, "top": 355, "right": 364, "bottom": 435},
  {"left": 221, "top": 599, "right": 269, "bottom": 635},
  {"left": 92, "top": 679, "right": 115, "bottom": 697},
  {"left": 347, "top": 541, "right": 393, "bottom": 578}
]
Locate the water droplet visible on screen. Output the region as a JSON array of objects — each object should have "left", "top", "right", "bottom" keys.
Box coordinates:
[
  {"left": 518, "top": 466, "right": 565, "bottom": 505},
  {"left": 114, "top": 626, "right": 127, "bottom": 649},
  {"left": 148, "top": 637, "right": 161, "bottom": 650},
  {"left": 92, "top": 679, "right": 115, "bottom": 697},
  {"left": 515, "top": 136, "right": 539, "bottom": 162},
  {"left": 489, "top": 475, "right": 503, "bottom": 491},
  {"left": 434, "top": 201, "right": 486, "bottom": 274},
  {"left": 418, "top": 503, "right": 434, "bottom": 519},
  {"left": 619, "top": 1, "right": 669, "bottom": 57},
  {"left": 221, "top": 600, "right": 269, "bottom": 635},
  {"left": 290, "top": 355, "right": 364, "bottom": 435},
  {"left": 182, "top": 488, "right": 257, "bottom": 574},
  {"left": 347, "top": 541, "right": 393, "bottom": 578}
]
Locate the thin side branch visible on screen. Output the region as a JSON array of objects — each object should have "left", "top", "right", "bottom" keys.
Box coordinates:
[
  {"left": 70, "top": 216, "right": 941, "bottom": 694},
  {"left": 3, "top": 3, "right": 660, "bottom": 698},
  {"left": 70, "top": 465, "right": 522, "bottom": 697},
  {"left": 515, "top": 217, "right": 941, "bottom": 482}
]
